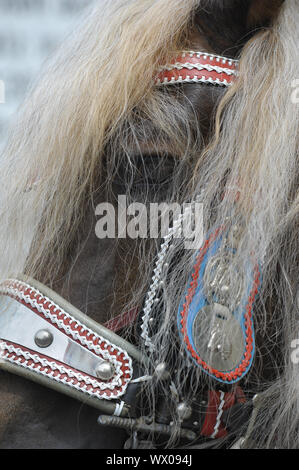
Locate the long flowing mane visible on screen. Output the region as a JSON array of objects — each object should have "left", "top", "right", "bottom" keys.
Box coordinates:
[{"left": 0, "top": 0, "right": 298, "bottom": 448}]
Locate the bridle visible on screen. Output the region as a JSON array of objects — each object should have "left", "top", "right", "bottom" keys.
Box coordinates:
[{"left": 0, "top": 51, "right": 263, "bottom": 449}]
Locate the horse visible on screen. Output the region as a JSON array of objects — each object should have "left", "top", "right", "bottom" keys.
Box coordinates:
[{"left": 0, "top": 0, "right": 298, "bottom": 449}]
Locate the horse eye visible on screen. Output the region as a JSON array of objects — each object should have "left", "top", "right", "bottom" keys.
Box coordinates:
[{"left": 112, "top": 153, "right": 176, "bottom": 193}]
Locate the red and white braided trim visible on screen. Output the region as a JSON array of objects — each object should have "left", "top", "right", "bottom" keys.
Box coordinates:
[
  {"left": 155, "top": 50, "right": 238, "bottom": 87},
  {"left": 0, "top": 280, "right": 133, "bottom": 400}
]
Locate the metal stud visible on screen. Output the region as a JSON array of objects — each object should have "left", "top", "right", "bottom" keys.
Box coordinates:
[
  {"left": 34, "top": 329, "right": 54, "bottom": 348},
  {"left": 177, "top": 402, "right": 192, "bottom": 421},
  {"left": 154, "top": 362, "right": 170, "bottom": 381},
  {"left": 95, "top": 361, "right": 115, "bottom": 381}
]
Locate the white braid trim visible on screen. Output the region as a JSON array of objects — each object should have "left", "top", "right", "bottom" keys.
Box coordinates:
[
  {"left": 180, "top": 51, "right": 238, "bottom": 66},
  {"left": 158, "top": 62, "right": 237, "bottom": 76},
  {"left": 140, "top": 193, "right": 205, "bottom": 352},
  {"left": 140, "top": 210, "right": 188, "bottom": 352},
  {"left": 211, "top": 391, "right": 225, "bottom": 439},
  {"left": 156, "top": 75, "right": 231, "bottom": 87}
]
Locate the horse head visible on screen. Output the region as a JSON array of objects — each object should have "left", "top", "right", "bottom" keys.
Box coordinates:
[{"left": 0, "top": 0, "right": 297, "bottom": 450}]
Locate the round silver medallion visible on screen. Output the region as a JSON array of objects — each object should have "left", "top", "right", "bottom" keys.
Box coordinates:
[
  {"left": 191, "top": 303, "right": 244, "bottom": 372},
  {"left": 34, "top": 329, "right": 54, "bottom": 348}
]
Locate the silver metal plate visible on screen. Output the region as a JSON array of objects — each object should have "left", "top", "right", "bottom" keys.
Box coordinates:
[
  {"left": 203, "top": 254, "right": 244, "bottom": 310},
  {"left": 192, "top": 303, "right": 244, "bottom": 372},
  {"left": 0, "top": 296, "right": 108, "bottom": 379}
]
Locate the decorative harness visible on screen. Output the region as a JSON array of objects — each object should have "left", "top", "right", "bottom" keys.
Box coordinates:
[{"left": 0, "top": 52, "right": 261, "bottom": 449}]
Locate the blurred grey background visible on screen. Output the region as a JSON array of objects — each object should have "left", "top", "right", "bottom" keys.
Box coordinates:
[{"left": 0, "top": 0, "right": 93, "bottom": 148}]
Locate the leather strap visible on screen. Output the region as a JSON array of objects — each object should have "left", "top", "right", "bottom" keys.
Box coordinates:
[
  {"left": 201, "top": 386, "right": 246, "bottom": 439},
  {"left": 104, "top": 307, "right": 139, "bottom": 333},
  {"left": 0, "top": 277, "right": 146, "bottom": 416}
]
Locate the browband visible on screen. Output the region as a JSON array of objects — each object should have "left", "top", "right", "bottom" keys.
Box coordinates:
[{"left": 155, "top": 50, "right": 238, "bottom": 87}]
